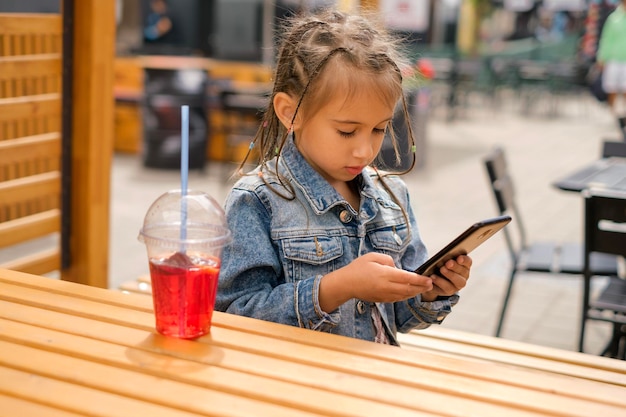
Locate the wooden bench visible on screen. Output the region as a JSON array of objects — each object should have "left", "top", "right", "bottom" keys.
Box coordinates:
[
  {"left": 398, "top": 326, "right": 626, "bottom": 386},
  {"left": 118, "top": 274, "right": 152, "bottom": 295},
  {"left": 0, "top": 14, "right": 63, "bottom": 276}
]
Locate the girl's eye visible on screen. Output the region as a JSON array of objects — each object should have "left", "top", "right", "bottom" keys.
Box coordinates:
[{"left": 338, "top": 128, "right": 386, "bottom": 137}]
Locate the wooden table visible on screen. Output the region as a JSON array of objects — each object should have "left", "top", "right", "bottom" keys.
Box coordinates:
[
  {"left": 552, "top": 157, "right": 626, "bottom": 357},
  {"left": 552, "top": 156, "right": 626, "bottom": 193},
  {"left": 1, "top": 268, "right": 625, "bottom": 417}
]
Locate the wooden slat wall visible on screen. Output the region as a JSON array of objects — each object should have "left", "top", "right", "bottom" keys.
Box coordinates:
[{"left": 0, "top": 14, "right": 63, "bottom": 276}]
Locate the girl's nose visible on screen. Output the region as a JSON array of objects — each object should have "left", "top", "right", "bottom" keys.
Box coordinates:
[{"left": 353, "top": 138, "right": 375, "bottom": 160}]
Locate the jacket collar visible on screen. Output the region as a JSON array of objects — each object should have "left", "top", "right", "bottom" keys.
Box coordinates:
[{"left": 278, "top": 137, "right": 386, "bottom": 215}]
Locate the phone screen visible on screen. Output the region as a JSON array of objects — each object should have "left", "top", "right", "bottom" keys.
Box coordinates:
[{"left": 415, "top": 215, "right": 511, "bottom": 276}]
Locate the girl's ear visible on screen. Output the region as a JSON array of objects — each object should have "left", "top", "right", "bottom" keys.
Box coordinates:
[{"left": 273, "top": 92, "right": 298, "bottom": 130}]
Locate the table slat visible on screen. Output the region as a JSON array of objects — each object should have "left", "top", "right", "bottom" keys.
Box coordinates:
[
  {"left": 0, "top": 393, "right": 88, "bottom": 417},
  {"left": 397, "top": 328, "right": 626, "bottom": 385},
  {"left": 0, "top": 269, "right": 154, "bottom": 311},
  {"left": 0, "top": 366, "right": 202, "bottom": 417}
]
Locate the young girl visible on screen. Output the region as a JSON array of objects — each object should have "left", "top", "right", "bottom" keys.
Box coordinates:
[{"left": 215, "top": 9, "right": 472, "bottom": 345}]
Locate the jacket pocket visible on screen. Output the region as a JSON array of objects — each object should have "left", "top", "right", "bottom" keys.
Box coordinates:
[
  {"left": 281, "top": 235, "right": 343, "bottom": 281},
  {"left": 368, "top": 224, "right": 409, "bottom": 261}
]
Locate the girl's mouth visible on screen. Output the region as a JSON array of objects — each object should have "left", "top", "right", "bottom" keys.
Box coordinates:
[{"left": 345, "top": 166, "right": 364, "bottom": 176}]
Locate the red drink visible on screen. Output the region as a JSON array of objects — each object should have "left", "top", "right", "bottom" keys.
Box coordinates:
[{"left": 149, "top": 252, "right": 220, "bottom": 339}]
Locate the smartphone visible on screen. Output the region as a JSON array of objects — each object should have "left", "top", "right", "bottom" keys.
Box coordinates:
[{"left": 415, "top": 215, "right": 512, "bottom": 276}]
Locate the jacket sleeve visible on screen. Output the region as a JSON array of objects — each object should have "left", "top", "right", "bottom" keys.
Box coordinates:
[
  {"left": 391, "top": 185, "right": 460, "bottom": 333},
  {"left": 215, "top": 187, "right": 340, "bottom": 331}
]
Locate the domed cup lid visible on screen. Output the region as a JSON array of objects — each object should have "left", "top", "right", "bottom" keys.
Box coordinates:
[{"left": 138, "top": 189, "right": 232, "bottom": 252}]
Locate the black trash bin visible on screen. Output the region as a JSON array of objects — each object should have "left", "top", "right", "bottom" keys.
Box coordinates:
[
  {"left": 379, "top": 88, "right": 429, "bottom": 172},
  {"left": 142, "top": 68, "right": 209, "bottom": 170}
]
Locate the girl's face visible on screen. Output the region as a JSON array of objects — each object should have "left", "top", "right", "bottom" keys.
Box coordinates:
[{"left": 294, "top": 88, "right": 396, "bottom": 189}]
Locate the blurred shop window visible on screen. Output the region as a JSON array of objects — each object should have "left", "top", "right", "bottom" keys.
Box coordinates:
[
  {"left": 380, "top": 0, "right": 430, "bottom": 33},
  {"left": 503, "top": 0, "right": 535, "bottom": 12},
  {"left": 0, "top": 0, "right": 59, "bottom": 12},
  {"left": 543, "top": 0, "right": 586, "bottom": 12},
  {"left": 117, "top": 0, "right": 123, "bottom": 26},
  {"left": 212, "top": 0, "right": 264, "bottom": 62}
]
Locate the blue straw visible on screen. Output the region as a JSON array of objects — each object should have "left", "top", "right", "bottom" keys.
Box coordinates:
[{"left": 180, "top": 105, "right": 189, "bottom": 246}]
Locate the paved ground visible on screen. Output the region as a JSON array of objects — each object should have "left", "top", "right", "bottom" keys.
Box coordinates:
[{"left": 109, "top": 89, "right": 622, "bottom": 355}]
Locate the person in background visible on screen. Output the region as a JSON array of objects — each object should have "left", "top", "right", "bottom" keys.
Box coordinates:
[
  {"left": 597, "top": 0, "right": 626, "bottom": 139},
  {"left": 143, "top": 0, "right": 173, "bottom": 44},
  {"left": 215, "top": 9, "right": 472, "bottom": 345}
]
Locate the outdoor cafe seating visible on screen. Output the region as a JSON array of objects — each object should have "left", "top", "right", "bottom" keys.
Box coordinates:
[
  {"left": 579, "top": 189, "right": 626, "bottom": 359},
  {"left": 483, "top": 147, "right": 619, "bottom": 338}
]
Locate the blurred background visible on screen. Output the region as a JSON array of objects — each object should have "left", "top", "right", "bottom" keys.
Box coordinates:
[
  {"left": 3, "top": 0, "right": 616, "bottom": 166},
  {"left": 1, "top": 0, "right": 624, "bottom": 355}
]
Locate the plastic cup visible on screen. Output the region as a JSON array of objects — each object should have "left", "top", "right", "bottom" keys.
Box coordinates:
[{"left": 138, "top": 190, "right": 231, "bottom": 339}]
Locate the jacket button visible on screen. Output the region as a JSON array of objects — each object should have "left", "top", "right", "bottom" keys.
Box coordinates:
[
  {"left": 339, "top": 210, "right": 352, "bottom": 223},
  {"left": 356, "top": 300, "right": 366, "bottom": 314}
]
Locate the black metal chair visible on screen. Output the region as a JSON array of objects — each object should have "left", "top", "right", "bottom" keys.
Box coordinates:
[
  {"left": 581, "top": 189, "right": 626, "bottom": 359},
  {"left": 142, "top": 68, "right": 209, "bottom": 170},
  {"left": 512, "top": 59, "right": 551, "bottom": 116},
  {"left": 483, "top": 147, "right": 619, "bottom": 337}
]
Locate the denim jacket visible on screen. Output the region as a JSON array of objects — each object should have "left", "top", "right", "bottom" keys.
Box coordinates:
[{"left": 216, "top": 138, "right": 459, "bottom": 345}]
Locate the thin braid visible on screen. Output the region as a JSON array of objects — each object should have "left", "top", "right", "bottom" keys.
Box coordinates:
[
  {"left": 289, "top": 47, "right": 348, "bottom": 127},
  {"left": 372, "top": 166, "right": 413, "bottom": 243},
  {"left": 249, "top": 20, "right": 332, "bottom": 165}
]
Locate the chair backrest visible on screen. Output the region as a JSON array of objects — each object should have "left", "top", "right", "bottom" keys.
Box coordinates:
[
  {"left": 141, "top": 68, "right": 210, "bottom": 170},
  {"left": 483, "top": 147, "right": 527, "bottom": 258},
  {"left": 584, "top": 189, "right": 626, "bottom": 262},
  {"left": 601, "top": 140, "right": 626, "bottom": 159},
  {"left": 484, "top": 147, "right": 515, "bottom": 214},
  {"left": 0, "top": 13, "right": 63, "bottom": 275}
]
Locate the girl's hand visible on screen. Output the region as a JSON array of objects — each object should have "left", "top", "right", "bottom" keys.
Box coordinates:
[
  {"left": 319, "top": 253, "right": 434, "bottom": 312},
  {"left": 420, "top": 255, "right": 472, "bottom": 302}
]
